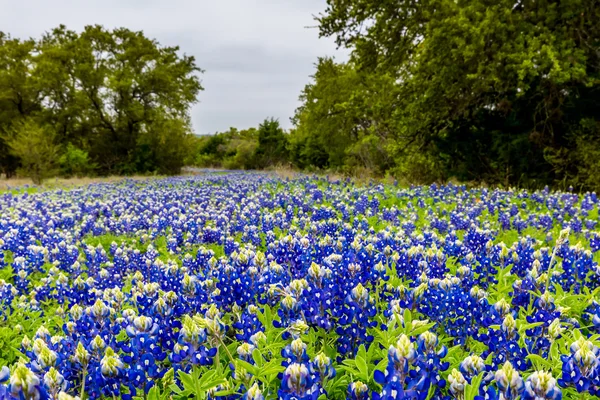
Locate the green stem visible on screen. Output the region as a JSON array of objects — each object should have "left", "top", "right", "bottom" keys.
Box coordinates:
[
  {"left": 218, "top": 336, "right": 236, "bottom": 365},
  {"left": 544, "top": 238, "right": 561, "bottom": 293},
  {"left": 215, "top": 346, "right": 221, "bottom": 369},
  {"left": 80, "top": 366, "right": 87, "bottom": 400},
  {"left": 545, "top": 228, "right": 570, "bottom": 293}
]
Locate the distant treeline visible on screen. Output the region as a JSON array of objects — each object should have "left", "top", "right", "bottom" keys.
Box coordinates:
[
  {"left": 195, "top": 0, "right": 600, "bottom": 190},
  {"left": 4, "top": 0, "right": 600, "bottom": 191},
  {"left": 190, "top": 118, "right": 289, "bottom": 171},
  {"left": 0, "top": 25, "right": 201, "bottom": 183}
]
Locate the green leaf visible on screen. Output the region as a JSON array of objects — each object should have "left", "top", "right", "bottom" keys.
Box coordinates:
[
  {"left": 252, "top": 348, "right": 264, "bottom": 367},
  {"left": 355, "top": 355, "right": 369, "bottom": 380},
  {"left": 236, "top": 359, "right": 260, "bottom": 376},
  {"left": 527, "top": 354, "right": 553, "bottom": 370},
  {"left": 178, "top": 370, "right": 196, "bottom": 391},
  {"left": 403, "top": 308, "right": 412, "bottom": 331},
  {"left": 147, "top": 386, "right": 161, "bottom": 400},
  {"left": 519, "top": 321, "right": 544, "bottom": 331},
  {"left": 550, "top": 341, "right": 559, "bottom": 363},
  {"left": 464, "top": 372, "right": 484, "bottom": 400},
  {"left": 410, "top": 322, "right": 436, "bottom": 336},
  {"left": 357, "top": 344, "right": 367, "bottom": 361}
]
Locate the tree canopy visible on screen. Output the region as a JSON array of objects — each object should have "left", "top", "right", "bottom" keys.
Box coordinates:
[
  {"left": 2, "top": 6, "right": 600, "bottom": 190},
  {"left": 0, "top": 25, "right": 202, "bottom": 177},
  {"left": 285, "top": 0, "right": 600, "bottom": 188}
]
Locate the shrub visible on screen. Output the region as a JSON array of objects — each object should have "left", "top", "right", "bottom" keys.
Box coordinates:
[
  {"left": 59, "top": 143, "right": 96, "bottom": 177},
  {"left": 4, "top": 119, "right": 60, "bottom": 184}
]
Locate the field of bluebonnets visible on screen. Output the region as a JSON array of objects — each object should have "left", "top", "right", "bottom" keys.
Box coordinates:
[{"left": 1, "top": 172, "right": 600, "bottom": 400}]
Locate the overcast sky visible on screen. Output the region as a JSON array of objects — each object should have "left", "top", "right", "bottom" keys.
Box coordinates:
[{"left": 0, "top": 0, "right": 347, "bottom": 134}]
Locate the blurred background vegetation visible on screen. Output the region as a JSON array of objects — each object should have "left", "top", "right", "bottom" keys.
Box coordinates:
[{"left": 1, "top": 0, "right": 600, "bottom": 190}]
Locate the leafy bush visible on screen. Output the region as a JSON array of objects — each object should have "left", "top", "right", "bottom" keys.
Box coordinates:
[
  {"left": 4, "top": 119, "right": 60, "bottom": 184},
  {"left": 252, "top": 118, "right": 289, "bottom": 169},
  {"left": 59, "top": 143, "right": 96, "bottom": 177},
  {"left": 223, "top": 140, "right": 258, "bottom": 170},
  {"left": 546, "top": 118, "right": 600, "bottom": 191}
]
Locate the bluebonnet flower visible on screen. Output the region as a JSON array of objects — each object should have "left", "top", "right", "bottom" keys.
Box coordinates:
[
  {"left": 523, "top": 292, "right": 563, "bottom": 356},
  {"left": 0, "top": 366, "right": 10, "bottom": 399},
  {"left": 43, "top": 367, "right": 67, "bottom": 398},
  {"left": 334, "top": 283, "right": 377, "bottom": 357},
  {"left": 447, "top": 369, "right": 468, "bottom": 399},
  {"left": 169, "top": 315, "right": 216, "bottom": 371},
  {"left": 237, "top": 342, "right": 256, "bottom": 363},
  {"left": 278, "top": 363, "right": 317, "bottom": 400},
  {"left": 1, "top": 172, "right": 600, "bottom": 400},
  {"left": 523, "top": 371, "right": 562, "bottom": 400},
  {"left": 494, "top": 361, "right": 524, "bottom": 400},
  {"left": 374, "top": 334, "right": 429, "bottom": 399},
  {"left": 414, "top": 331, "right": 448, "bottom": 395},
  {"left": 282, "top": 338, "right": 309, "bottom": 365},
  {"left": 480, "top": 314, "right": 530, "bottom": 371},
  {"left": 558, "top": 337, "right": 600, "bottom": 395},
  {"left": 242, "top": 383, "right": 264, "bottom": 400},
  {"left": 310, "top": 352, "right": 335, "bottom": 384},
  {"left": 347, "top": 381, "right": 370, "bottom": 400},
  {"left": 8, "top": 363, "right": 49, "bottom": 400},
  {"left": 585, "top": 301, "right": 600, "bottom": 333}
]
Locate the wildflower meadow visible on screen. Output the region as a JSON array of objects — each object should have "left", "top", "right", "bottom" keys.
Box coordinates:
[{"left": 1, "top": 172, "right": 599, "bottom": 400}]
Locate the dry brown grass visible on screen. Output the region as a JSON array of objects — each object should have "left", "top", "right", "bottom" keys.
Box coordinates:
[
  {"left": 0, "top": 175, "right": 161, "bottom": 191},
  {"left": 267, "top": 165, "right": 387, "bottom": 186},
  {"left": 267, "top": 165, "right": 303, "bottom": 180},
  {"left": 0, "top": 168, "right": 407, "bottom": 192}
]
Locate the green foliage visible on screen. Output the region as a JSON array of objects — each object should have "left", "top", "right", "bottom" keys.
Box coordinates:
[
  {"left": 0, "top": 25, "right": 202, "bottom": 178},
  {"left": 4, "top": 119, "right": 60, "bottom": 184},
  {"left": 283, "top": 0, "right": 600, "bottom": 188},
  {"left": 337, "top": 344, "right": 377, "bottom": 389},
  {"left": 171, "top": 367, "right": 228, "bottom": 399},
  {"left": 253, "top": 118, "right": 289, "bottom": 169},
  {"left": 1, "top": 4, "right": 598, "bottom": 188},
  {"left": 0, "top": 306, "right": 54, "bottom": 367},
  {"left": 197, "top": 134, "right": 228, "bottom": 166},
  {"left": 59, "top": 143, "right": 96, "bottom": 177},
  {"left": 290, "top": 59, "right": 358, "bottom": 170},
  {"left": 546, "top": 118, "right": 600, "bottom": 191},
  {"left": 223, "top": 135, "right": 258, "bottom": 170},
  {"left": 290, "top": 58, "right": 397, "bottom": 175},
  {"left": 0, "top": 33, "right": 40, "bottom": 178},
  {"left": 139, "top": 114, "right": 193, "bottom": 175},
  {"left": 192, "top": 122, "right": 286, "bottom": 171}
]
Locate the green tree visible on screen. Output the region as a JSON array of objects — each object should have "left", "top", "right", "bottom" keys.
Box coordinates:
[
  {"left": 291, "top": 58, "right": 358, "bottom": 169},
  {"left": 317, "top": 0, "right": 600, "bottom": 187},
  {"left": 0, "top": 25, "right": 203, "bottom": 177},
  {"left": 291, "top": 58, "right": 398, "bottom": 175},
  {"left": 141, "top": 114, "right": 193, "bottom": 175},
  {"left": 253, "top": 118, "right": 289, "bottom": 169},
  {"left": 545, "top": 118, "right": 600, "bottom": 191},
  {"left": 0, "top": 34, "right": 41, "bottom": 177},
  {"left": 4, "top": 119, "right": 60, "bottom": 184},
  {"left": 59, "top": 143, "right": 96, "bottom": 177},
  {"left": 223, "top": 128, "right": 259, "bottom": 169}
]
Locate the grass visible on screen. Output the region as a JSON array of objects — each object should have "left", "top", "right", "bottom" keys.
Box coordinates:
[
  {"left": 0, "top": 175, "right": 165, "bottom": 193},
  {"left": 84, "top": 233, "right": 227, "bottom": 264},
  {"left": 84, "top": 233, "right": 142, "bottom": 251}
]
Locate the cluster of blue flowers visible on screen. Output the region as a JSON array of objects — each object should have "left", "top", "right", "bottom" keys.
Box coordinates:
[{"left": 0, "top": 173, "right": 599, "bottom": 399}]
